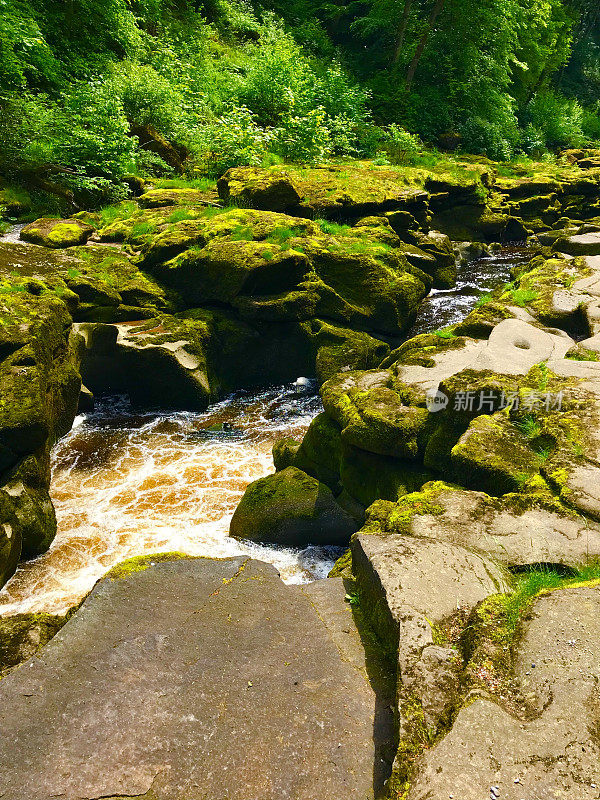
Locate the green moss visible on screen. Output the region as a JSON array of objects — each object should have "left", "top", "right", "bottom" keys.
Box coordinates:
[
  {"left": 329, "top": 548, "right": 352, "bottom": 578},
  {"left": 363, "top": 481, "right": 448, "bottom": 534},
  {"left": 106, "top": 552, "right": 189, "bottom": 581}
]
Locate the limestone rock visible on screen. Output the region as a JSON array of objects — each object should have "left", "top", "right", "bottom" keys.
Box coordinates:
[
  {"left": 408, "top": 587, "right": 600, "bottom": 800},
  {"left": 367, "top": 481, "right": 600, "bottom": 568},
  {"left": 20, "top": 218, "right": 94, "bottom": 248},
  {"left": 230, "top": 466, "right": 357, "bottom": 546},
  {"left": 0, "top": 556, "right": 389, "bottom": 800}
]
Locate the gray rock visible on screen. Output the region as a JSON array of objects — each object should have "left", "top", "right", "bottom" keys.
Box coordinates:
[
  {"left": 0, "top": 556, "right": 389, "bottom": 800},
  {"left": 408, "top": 587, "right": 600, "bottom": 800}
]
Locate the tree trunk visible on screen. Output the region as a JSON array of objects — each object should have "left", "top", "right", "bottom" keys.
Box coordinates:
[
  {"left": 391, "top": 0, "right": 413, "bottom": 66},
  {"left": 406, "top": 0, "right": 446, "bottom": 88}
]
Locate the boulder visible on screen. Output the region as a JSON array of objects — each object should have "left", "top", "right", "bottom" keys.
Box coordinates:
[
  {"left": 0, "top": 280, "right": 80, "bottom": 586},
  {"left": 351, "top": 532, "right": 508, "bottom": 653},
  {"left": 218, "top": 164, "right": 430, "bottom": 220},
  {"left": 137, "top": 188, "right": 214, "bottom": 208},
  {"left": 554, "top": 231, "right": 600, "bottom": 256},
  {"left": 229, "top": 466, "right": 357, "bottom": 546},
  {"left": 20, "top": 218, "right": 94, "bottom": 248},
  {"left": 218, "top": 167, "right": 301, "bottom": 211},
  {"left": 0, "top": 612, "right": 69, "bottom": 676},
  {"left": 0, "top": 555, "right": 391, "bottom": 800}
]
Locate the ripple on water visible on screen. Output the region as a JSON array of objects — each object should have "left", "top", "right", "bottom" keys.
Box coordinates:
[{"left": 0, "top": 385, "right": 343, "bottom": 616}]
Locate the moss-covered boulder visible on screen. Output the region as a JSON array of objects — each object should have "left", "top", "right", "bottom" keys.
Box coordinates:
[
  {"left": 0, "top": 282, "right": 81, "bottom": 586},
  {"left": 21, "top": 218, "right": 94, "bottom": 248},
  {"left": 229, "top": 466, "right": 357, "bottom": 546},
  {"left": 217, "top": 167, "right": 301, "bottom": 211},
  {"left": 137, "top": 188, "right": 216, "bottom": 209},
  {"left": 218, "top": 164, "right": 431, "bottom": 220},
  {"left": 450, "top": 413, "right": 542, "bottom": 494},
  {"left": 304, "top": 319, "right": 390, "bottom": 383}
]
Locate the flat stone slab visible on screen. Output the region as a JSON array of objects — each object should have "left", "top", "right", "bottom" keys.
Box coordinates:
[
  {"left": 0, "top": 557, "right": 386, "bottom": 800},
  {"left": 408, "top": 586, "right": 600, "bottom": 799},
  {"left": 404, "top": 486, "right": 600, "bottom": 567}
]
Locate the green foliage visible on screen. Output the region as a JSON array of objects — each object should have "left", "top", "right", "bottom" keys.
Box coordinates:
[
  {"left": 193, "top": 105, "right": 270, "bottom": 178},
  {"left": 274, "top": 105, "right": 331, "bottom": 163},
  {"left": 379, "top": 124, "right": 422, "bottom": 165},
  {"left": 523, "top": 90, "right": 586, "bottom": 149}
]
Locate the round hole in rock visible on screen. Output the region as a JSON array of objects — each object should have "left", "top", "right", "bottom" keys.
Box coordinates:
[{"left": 514, "top": 338, "right": 531, "bottom": 350}]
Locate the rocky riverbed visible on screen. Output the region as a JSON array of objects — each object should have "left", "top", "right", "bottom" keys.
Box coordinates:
[{"left": 2, "top": 158, "right": 600, "bottom": 799}]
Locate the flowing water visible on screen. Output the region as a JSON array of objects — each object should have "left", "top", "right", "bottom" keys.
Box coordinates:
[
  {"left": 0, "top": 241, "right": 532, "bottom": 616},
  {"left": 407, "top": 244, "right": 531, "bottom": 337},
  {"left": 0, "top": 386, "right": 340, "bottom": 616}
]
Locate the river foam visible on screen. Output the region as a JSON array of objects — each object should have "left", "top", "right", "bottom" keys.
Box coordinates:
[{"left": 0, "top": 385, "right": 341, "bottom": 616}]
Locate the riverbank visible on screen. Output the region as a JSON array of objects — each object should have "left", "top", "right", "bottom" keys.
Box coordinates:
[{"left": 2, "top": 155, "right": 600, "bottom": 798}]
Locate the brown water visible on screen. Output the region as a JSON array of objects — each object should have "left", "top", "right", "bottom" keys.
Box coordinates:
[
  {"left": 0, "top": 387, "right": 340, "bottom": 616},
  {"left": 0, "top": 232, "right": 533, "bottom": 617}
]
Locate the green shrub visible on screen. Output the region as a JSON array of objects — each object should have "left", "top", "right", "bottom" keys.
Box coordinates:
[
  {"left": 274, "top": 105, "right": 331, "bottom": 163},
  {"left": 459, "top": 117, "right": 514, "bottom": 161},
  {"left": 379, "top": 124, "right": 422, "bottom": 165},
  {"left": 193, "top": 105, "right": 270, "bottom": 177},
  {"left": 524, "top": 90, "right": 586, "bottom": 150}
]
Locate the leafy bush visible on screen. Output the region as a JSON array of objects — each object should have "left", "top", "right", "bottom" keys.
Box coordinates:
[
  {"left": 581, "top": 107, "right": 600, "bottom": 143},
  {"left": 274, "top": 105, "right": 331, "bottom": 163},
  {"left": 379, "top": 124, "right": 422, "bottom": 165},
  {"left": 110, "top": 62, "right": 186, "bottom": 137},
  {"left": 519, "top": 123, "right": 546, "bottom": 157},
  {"left": 193, "top": 106, "right": 270, "bottom": 177},
  {"left": 459, "top": 118, "right": 514, "bottom": 162},
  {"left": 524, "top": 90, "right": 586, "bottom": 150}
]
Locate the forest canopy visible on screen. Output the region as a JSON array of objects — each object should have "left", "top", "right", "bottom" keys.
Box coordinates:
[{"left": 0, "top": 0, "right": 598, "bottom": 204}]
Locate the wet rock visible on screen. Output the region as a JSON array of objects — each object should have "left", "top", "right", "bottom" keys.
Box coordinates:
[
  {"left": 0, "top": 612, "right": 69, "bottom": 675},
  {"left": 230, "top": 466, "right": 357, "bottom": 546},
  {"left": 0, "top": 286, "right": 80, "bottom": 580},
  {"left": 408, "top": 587, "right": 600, "bottom": 800},
  {"left": 21, "top": 218, "right": 93, "bottom": 248},
  {"left": 0, "top": 555, "right": 387, "bottom": 800}
]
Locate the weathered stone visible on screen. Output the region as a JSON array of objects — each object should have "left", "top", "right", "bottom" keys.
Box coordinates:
[
  {"left": 230, "top": 466, "right": 357, "bottom": 546},
  {"left": 0, "top": 556, "right": 389, "bottom": 800},
  {"left": 408, "top": 587, "right": 600, "bottom": 800},
  {"left": 367, "top": 481, "right": 600, "bottom": 568},
  {"left": 137, "top": 188, "right": 214, "bottom": 208},
  {"left": 352, "top": 532, "right": 508, "bottom": 653},
  {"left": 554, "top": 231, "right": 600, "bottom": 256},
  {"left": 20, "top": 218, "right": 94, "bottom": 248}
]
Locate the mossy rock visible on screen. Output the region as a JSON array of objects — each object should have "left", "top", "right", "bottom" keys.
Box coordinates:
[
  {"left": 0, "top": 612, "right": 70, "bottom": 675},
  {"left": 277, "top": 412, "right": 343, "bottom": 491},
  {"left": 218, "top": 167, "right": 301, "bottom": 211},
  {"left": 229, "top": 466, "right": 357, "bottom": 547},
  {"left": 138, "top": 188, "right": 215, "bottom": 209},
  {"left": 218, "top": 164, "right": 431, "bottom": 220},
  {"left": 451, "top": 413, "right": 542, "bottom": 495},
  {"left": 305, "top": 319, "right": 390, "bottom": 383},
  {"left": 340, "top": 444, "right": 433, "bottom": 507},
  {"left": 21, "top": 218, "right": 94, "bottom": 248}
]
